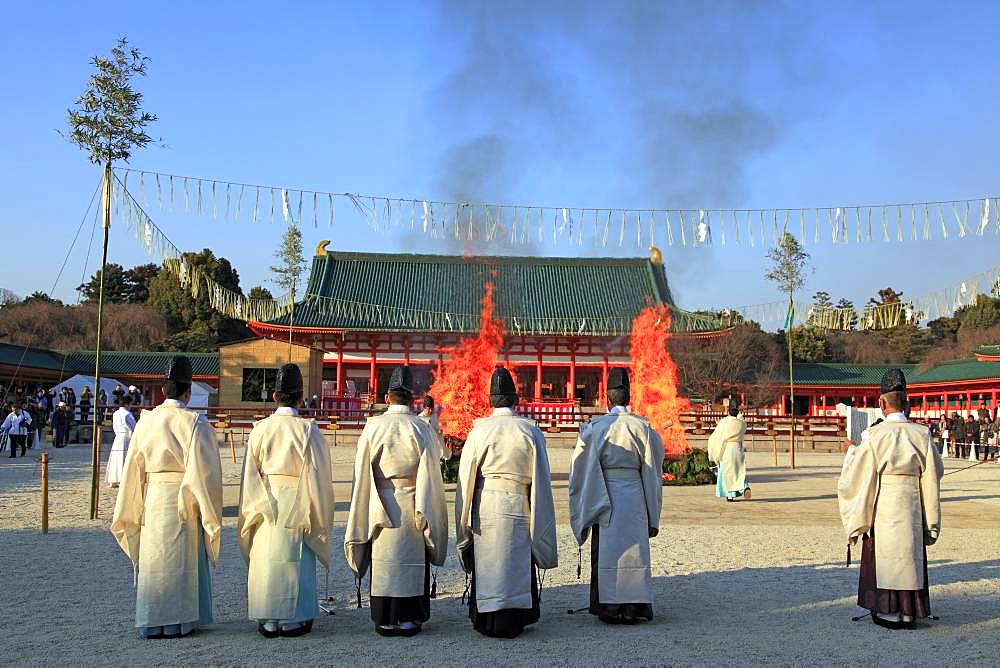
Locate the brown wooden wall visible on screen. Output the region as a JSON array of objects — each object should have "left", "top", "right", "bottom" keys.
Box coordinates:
[{"left": 218, "top": 338, "right": 323, "bottom": 407}]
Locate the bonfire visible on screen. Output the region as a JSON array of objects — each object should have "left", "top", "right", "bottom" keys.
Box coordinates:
[
  {"left": 629, "top": 304, "right": 691, "bottom": 455},
  {"left": 427, "top": 282, "right": 505, "bottom": 449}
]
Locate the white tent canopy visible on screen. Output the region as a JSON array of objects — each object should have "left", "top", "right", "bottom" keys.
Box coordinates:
[{"left": 189, "top": 381, "right": 217, "bottom": 409}]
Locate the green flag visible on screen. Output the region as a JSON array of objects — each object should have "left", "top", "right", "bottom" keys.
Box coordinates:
[{"left": 784, "top": 302, "right": 795, "bottom": 331}]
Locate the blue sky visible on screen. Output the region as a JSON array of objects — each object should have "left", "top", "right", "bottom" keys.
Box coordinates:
[{"left": 1, "top": 1, "right": 998, "bottom": 326}]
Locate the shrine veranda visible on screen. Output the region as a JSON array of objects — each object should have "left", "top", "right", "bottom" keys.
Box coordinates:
[{"left": 2, "top": 442, "right": 997, "bottom": 665}]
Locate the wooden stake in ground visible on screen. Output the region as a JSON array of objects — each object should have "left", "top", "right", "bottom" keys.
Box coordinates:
[{"left": 41, "top": 452, "right": 49, "bottom": 534}]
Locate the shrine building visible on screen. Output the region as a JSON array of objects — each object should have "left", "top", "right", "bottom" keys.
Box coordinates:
[{"left": 246, "top": 245, "right": 722, "bottom": 409}]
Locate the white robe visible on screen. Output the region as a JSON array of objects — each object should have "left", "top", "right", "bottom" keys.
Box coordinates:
[
  {"left": 238, "top": 408, "right": 334, "bottom": 621},
  {"left": 344, "top": 405, "right": 448, "bottom": 597},
  {"left": 456, "top": 408, "right": 558, "bottom": 613},
  {"left": 106, "top": 407, "right": 136, "bottom": 485},
  {"left": 838, "top": 413, "right": 943, "bottom": 590},
  {"left": 707, "top": 415, "right": 748, "bottom": 494},
  {"left": 569, "top": 407, "right": 664, "bottom": 605},
  {"left": 110, "top": 400, "right": 223, "bottom": 628}
]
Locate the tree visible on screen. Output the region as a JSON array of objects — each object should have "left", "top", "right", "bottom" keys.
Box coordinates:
[
  {"left": 956, "top": 295, "right": 1000, "bottom": 334},
  {"left": 64, "top": 36, "right": 159, "bottom": 519},
  {"left": 64, "top": 37, "right": 158, "bottom": 165},
  {"left": 270, "top": 224, "right": 306, "bottom": 358},
  {"left": 671, "top": 324, "right": 783, "bottom": 408},
  {"left": 23, "top": 292, "right": 63, "bottom": 305},
  {"left": 787, "top": 325, "right": 831, "bottom": 362},
  {"left": 765, "top": 232, "right": 811, "bottom": 469},
  {"left": 0, "top": 289, "right": 19, "bottom": 309},
  {"left": 78, "top": 263, "right": 130, "bottom": 303},
  {"left": 248, "top": 286, "right": 274, "bottom": 301},
  {"left": 0, "top": 301, "right": 166, "bottom": 351},
  {"left": 927, "top": 316, "right": 959, "bottom": 346},
  {"left": 811, "top": 291, "right": 833, "bottom": 310},
  {"left": 875, "top": 322, "right": 930, "bottom": 363},
  {"left": 123, "top": 263, "right": 160, "bottom": 303},
  {"left": 834, "top": 297, "right": 858, "bottom": 330},
  {"left": 147, "top": 249, "right": 250, "bottom": 352}
]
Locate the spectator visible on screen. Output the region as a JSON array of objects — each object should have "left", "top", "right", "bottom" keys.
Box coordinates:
[
  {"left": 52, "top": 402, "right": 71, "bottom": 448},
  {"left": 79, "top": 386, "right": 93, "bottom": 424},
  {"left": 951, "top": 412, "right": 967, "bottom": 459},
  {"left": 980, "top": 414, "right": 995, "bottom": 462},
  {"left": 97, "top": 388, "right": 108, "bottom": 423},
  {"left": 112, "top": 384, "right": 124, "bottom": 405},
  {"left": 967, "top": 414, "right": 980, "bottom": 460},
  {"left": 935, "top": 416, "right": 948, "bottom": 455},
  {"left": 2, "top": 402, "right": 33, "bottom": 458},
  {"left": 128, "top": 385, "right": 142, "bottom": 407}
]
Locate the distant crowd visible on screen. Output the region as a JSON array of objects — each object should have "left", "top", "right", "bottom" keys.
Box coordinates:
[
  {"left": 0, "top": 382, "right": 145, "bottom": 455},
  {"left": 927, "top": 409, "right": 997, "bottom": 461}
]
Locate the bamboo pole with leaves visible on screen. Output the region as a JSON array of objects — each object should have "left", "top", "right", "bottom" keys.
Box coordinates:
[
  {"left": 64, "top": 37, "right": 158, "bottom": 519},
  {"left": 271, "top": 224, "right": 306, "bottom": 362},
  {"left": 766, "top": 232, "right": 811, "bottom": 470}
]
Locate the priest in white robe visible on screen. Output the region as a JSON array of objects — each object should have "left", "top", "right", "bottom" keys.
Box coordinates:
[
  {"left": 345, "top": 366, "right": 448, "bottom": 638},
  {"left": 106, "top": 394, "right": 136, "bottom": 488},
  {"left": 110, "top": 356, "right": 223, "bottom": 639},
  {"left": 456, "top": 367, "right": 558, "bottom": 638},
  {"left": 239, "top": 363, "right": 334, "bottom": 638},
  {"left": 707, "top": 399, "right": 751, "bottom": 501},
  {"left": 569, "top": 367, "right": 663, "bottom": 624},
  {"left": 419, "top": 394, "right": 450, "bottom": 459},
  {"left": 838, "top": 368, "right": 943, "bottom": 630}
]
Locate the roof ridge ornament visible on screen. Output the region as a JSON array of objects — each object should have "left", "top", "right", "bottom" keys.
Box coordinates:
[
  {"left": 315, "top": 240, "right": 331, "bottom": 256},
  {"left": 648, "top": 246, "right": 663, "bottom": 266}
]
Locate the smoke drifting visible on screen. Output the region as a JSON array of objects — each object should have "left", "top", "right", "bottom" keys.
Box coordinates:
[{"left": 419, "top": 1, "right": 826, "bottom": 259}]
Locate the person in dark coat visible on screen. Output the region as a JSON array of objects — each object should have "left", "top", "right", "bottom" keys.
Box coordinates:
[
  {"left": 79, "top": 387, "right": 93, "bottom": 424},
  {"left": 950, "top": 413, "right": 967, "bottom": 458},
  {"left": 52, "top": 402, "right": 71, "bottom": 448}
]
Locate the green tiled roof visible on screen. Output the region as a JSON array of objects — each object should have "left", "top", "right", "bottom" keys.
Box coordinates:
[
  {"left": 65, "top": 351, "right": 219, "bottom": 377},
  {"left": 910, "top": 359, "right": 1000, "bottom": 384},
  {"left": 793, "top": 359, "right": 1000, "bottom": 387},
  {"left": 0, "top": 342, "right": 68, "bottom": 372},
  {"left": 265, "top": 251, "right": 720, "bottom": 335},
  {"left": 975, "top": 344, "right": 1000, "bottom": 356},
  {"left": 792, "top": 363, "right": 917, "bottom": 386}
]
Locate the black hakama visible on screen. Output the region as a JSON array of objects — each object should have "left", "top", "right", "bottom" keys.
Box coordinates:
[
  {"left": 588, "top": 526, "right": 654, "bottom": 623},
  {"left": 465, "top": 545, "right": 540, "bottom": 639}
]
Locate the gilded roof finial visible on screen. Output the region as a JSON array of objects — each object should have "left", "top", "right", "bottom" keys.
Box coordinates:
[
  {"left": 315, "top": 240, "right": 331, "bottom": 256},
  {"left": 648, "top": 246, "right": 663, "bottom": 266}
]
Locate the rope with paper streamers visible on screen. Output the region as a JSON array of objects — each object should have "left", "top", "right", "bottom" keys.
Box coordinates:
[
  {"left": 113, "top": 175, "right": 728, "bottom": 334},
  {"left": 723, "top": 264, "right": 1000, "bottom": 331},
  {"left": 114, "top": 175, "right": 295, "bottom": 322},
  {"left": 116, "top": 167, "right": 1000, "bottom": 250}
]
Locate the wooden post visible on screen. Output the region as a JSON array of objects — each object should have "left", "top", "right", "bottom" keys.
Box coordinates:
[
  {"left": 90, "top": 162, "right": 113, "bottom": 520},
  {"left": 227, "top": 431, "right": 237, "bottom": 464},
  {"left": 41, "top": 452, "right": 49, "bottom": 534},
  {"left": 787, "top": 297, "right": 796, "bottom": 470}
]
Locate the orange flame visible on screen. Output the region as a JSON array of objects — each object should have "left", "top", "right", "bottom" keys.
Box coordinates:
[
  {"left": 429, "top": 282, "right": 506, "bottom": 441},
  {"left": 629, "top": 304, "right": 691, "bottom": 455}
]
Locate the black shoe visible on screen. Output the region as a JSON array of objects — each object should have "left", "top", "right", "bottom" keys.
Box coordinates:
[
  {"left": 280, "top": 620, "right": 313, "bottom": 637},
  {"left": 872, "top": 614, "right": 910, "bottom": 630},
  {"left": 598, "top": 614, "right": 623, "bottom": 625},
  {"left": 140, "top": 631, "right": 164, "bottom": 640},
  {"left": 376, "top": 625, "right": 399, "bottom": 637},
  {"left": 257, "top": 623, "right": 280, "bottom": 639},
  {"left": 398, "top": 622, "right": 421, "bottom": 638}
]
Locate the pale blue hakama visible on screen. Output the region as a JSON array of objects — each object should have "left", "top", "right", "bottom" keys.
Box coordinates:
[
  {"left": 715, "top": 461, "right": 750, "bottom": 499},
  {"left": 137, "top": 531, "right": 213, "bottom": 638}
]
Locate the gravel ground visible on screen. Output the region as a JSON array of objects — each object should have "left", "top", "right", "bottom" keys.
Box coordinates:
[{"left": 1, "top": 440, "right": 998, "bottom": 666}]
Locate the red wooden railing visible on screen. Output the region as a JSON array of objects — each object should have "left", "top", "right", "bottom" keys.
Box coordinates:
[{"left": 163, "top": 404, "right": 847, "bottom": 436}]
